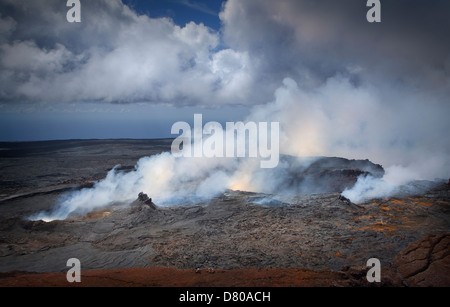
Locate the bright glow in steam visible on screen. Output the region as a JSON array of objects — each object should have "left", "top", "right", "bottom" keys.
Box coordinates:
[{"left": 29, "top": 76, "right": 449, "bottom": 221}]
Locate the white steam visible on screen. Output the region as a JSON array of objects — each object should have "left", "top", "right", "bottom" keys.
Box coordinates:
[
  {"left": 29, "top": 153, "right": 238, "bottom": 221},
  {"left": 341, "top": 165, "right": 420, "bottom": 203},
  {"left": 30, "top": 76, "right": 449, "bottom": 221},
  {"left": 255, "top": 77, "right": 449, "bottom": 203}
]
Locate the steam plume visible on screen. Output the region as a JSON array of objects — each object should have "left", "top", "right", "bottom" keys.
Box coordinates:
[{"left": 30, "top": 76, "right": 449, "bottom": 221}]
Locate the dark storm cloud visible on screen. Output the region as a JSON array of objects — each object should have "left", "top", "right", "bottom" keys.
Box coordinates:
[{"left": 220, "top": 0, "right": 450, "bottom": 95}]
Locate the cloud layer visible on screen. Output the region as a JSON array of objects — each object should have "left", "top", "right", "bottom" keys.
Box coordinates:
[
  {"left": 1, "top": 0, "right": 449, "bottom": 106},
  {"left": 0, "top": 0, "right": 254, "bottom": 105}
]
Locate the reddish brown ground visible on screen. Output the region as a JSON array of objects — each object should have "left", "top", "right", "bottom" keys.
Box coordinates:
[
  {"left": 2, "top": 232, "right": 450, "bottom": 287},
  {"left": 0, "top": 266, "right": 388, "bottom": 287}
]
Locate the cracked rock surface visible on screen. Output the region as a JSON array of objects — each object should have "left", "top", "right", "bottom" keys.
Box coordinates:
[{"left": 393, "top": 233, "right": 450, "bottom": 286}]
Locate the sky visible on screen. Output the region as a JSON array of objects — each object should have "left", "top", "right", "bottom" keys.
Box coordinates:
[
  {"left": 0, "top": 0, "right": 231, "bottom": 140},
  {"left": 0, "top": 0, "right": 449, "bottom": 181},
  {"left": 122, "top": 0, "right": 224, "bottom": 30}
]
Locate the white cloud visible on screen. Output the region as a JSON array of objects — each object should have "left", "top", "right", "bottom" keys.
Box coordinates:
[{"left": 0, "top": 0, "right": 254, "bottom": 105}]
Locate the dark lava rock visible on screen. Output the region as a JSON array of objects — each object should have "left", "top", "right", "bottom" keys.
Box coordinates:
[
  {"left": 138, "top": 192, "right": 150, "bottom": 202},
  {"left": 306, "top": 157, "right": 385, "bottom": 178},
  {"left": 263, "top": 155, "right": 385, "bottom": 194},
  {"left": 393, "top": 233, "right": 450, "bottom": 287},
  {"left": 0, "top": 178, "right": 448, "bottom": 277},
  {"left": 137, "top": 192, "right": 157, "bottom": 210}
]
